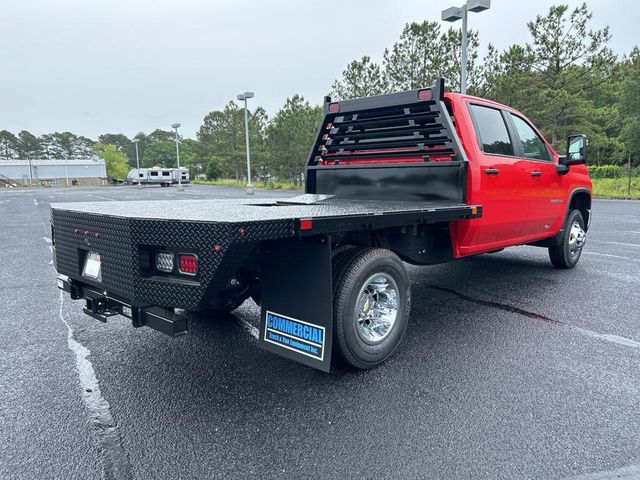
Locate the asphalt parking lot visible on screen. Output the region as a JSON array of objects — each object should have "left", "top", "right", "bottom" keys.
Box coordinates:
[{"left": 1, "top": 185, "right": 639, "bottom": 480}]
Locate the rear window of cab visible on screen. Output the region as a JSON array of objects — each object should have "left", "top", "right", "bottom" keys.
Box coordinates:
[{"left": 468, "top": 103, "right": 514, "bottom": 156}]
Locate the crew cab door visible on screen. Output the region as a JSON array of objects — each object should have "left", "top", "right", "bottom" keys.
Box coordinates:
[
  {"left": 466, "top": 103, "right": 530, "bottom": 245},
  {"left": 506, "top": 113, "right": 564, "bottom": 237}
]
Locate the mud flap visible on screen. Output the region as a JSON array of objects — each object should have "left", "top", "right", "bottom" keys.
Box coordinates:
[{"left": 259, "top": 235, "right": 332, "bottom": 372}]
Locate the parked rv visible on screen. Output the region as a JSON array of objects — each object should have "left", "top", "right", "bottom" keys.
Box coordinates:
[{"left": 127, "top": 167, "right": 189, "bottom": 187}]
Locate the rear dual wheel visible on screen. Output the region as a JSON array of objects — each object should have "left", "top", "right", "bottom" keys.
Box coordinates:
[{"left": 332, "top": 247, "right": 411, "bottom": 370}]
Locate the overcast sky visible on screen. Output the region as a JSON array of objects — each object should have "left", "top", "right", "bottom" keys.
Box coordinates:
[{"left": 0, "top": 0, "right": 637, "bottom": 139}]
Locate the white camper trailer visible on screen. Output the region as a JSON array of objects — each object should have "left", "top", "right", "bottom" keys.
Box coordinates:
[
  {"left": 127, "top": 168, "right": 148, "bottom": 184},
  {"left": 127, "top": 167, "right": 189, "bottom": 187},
  {"left": 147, "top": 167, "right": 175, "bottom": 186},
  {"left": 176, "top": 167, "right": 190, "bottom": 184}
]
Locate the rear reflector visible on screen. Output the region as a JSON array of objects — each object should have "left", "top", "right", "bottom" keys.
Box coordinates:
[
  {"left": 418, "top": 89, "right": 433, "bottom": 101},
  {"left": 156, "top": 252, "right": 174, "bottom": 273},
  {"left": 328, "top": 103, "right": 340, "bottom": 113},
  {"left": 299, "top": 218, "right": 313, "bottom": 231},
  {"left": 178, "top": 254, "right": 198, "bottom": 275}
]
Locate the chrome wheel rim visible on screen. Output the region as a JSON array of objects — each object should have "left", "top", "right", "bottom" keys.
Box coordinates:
[
  {"left": 568, "top": 221, "right": 586, "bottom": 257},
  {"left": 355, "top": 273, "right": 399, "bottom": 344}
]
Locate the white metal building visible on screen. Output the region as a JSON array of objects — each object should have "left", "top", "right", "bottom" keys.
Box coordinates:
[{"left": 0, "top": 159, "right": 107, "bottom": 186}]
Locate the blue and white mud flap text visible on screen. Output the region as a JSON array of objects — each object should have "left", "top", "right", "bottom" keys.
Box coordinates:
[{"left": 259, "top": 235, "right": 333, "bottom": 372}]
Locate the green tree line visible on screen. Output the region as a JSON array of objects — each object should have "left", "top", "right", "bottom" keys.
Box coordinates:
[
  {"left": 0, "top": 96, "right": 322, "bottom": 184},
  {"left": 1, "top": 2, "right": 638, "bottom": 182}
]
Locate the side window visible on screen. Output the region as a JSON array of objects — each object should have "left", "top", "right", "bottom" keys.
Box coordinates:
[
  {"left": 469, "top": 104, "right": 514, "bottom": 156},
  {"left": 510, "top": 114, "right": 549, "bottom": 161}
]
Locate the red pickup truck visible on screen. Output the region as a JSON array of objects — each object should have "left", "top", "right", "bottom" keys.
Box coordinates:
[{"left": 52, "top": 79, "right": 591, "bottom": 372}]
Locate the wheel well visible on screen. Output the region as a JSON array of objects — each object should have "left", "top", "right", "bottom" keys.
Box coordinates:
[
  {"left": 570, "top": 191, "right": 591, "bottom": 230},
  {"left": 334, "top": 224, "right": 454, "bottom": 265}
]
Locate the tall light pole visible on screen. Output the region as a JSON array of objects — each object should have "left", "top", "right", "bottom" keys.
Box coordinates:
[
  {"left": 133, "top": 138, "right": 141, "bottom": 188},
  {"left": 237, "top": 91, "right": 254, "bottom": 195},
  {"left": 442, "top": 0, "right": 490, "bottom": 94},
  {"left": 171, "top": 123, "right": 183, "bottom": 191}
]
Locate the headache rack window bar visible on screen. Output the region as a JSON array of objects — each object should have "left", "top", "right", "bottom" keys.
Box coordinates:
[
  {"left": 323, "top": 137, "right": 452, "bottom": 153},
  {"left": 307, "top": 78, "right": 467, "bottom": 167},
  {"left": 308, "top": 160, "right": 463, "bottom": 170},
  {"left": 331, "top": 109, "right": 440, "bottom": 126},
  {"left": 329, "top": 111, "right": 440, "bottom": 131},
  {"left": 327, "top": 126, "right": 447, "bottom": 143},
  {"left": 317, "top": 150, "right": 457, "bottom": 164}
]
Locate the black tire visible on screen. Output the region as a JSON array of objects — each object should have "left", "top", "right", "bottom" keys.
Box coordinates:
[
  {"left": 549, "top": 209, "right": 586, "bottom": 269},
  {"left": 331, "top": 245, "right": 363, "bottom": 286},
  {"left": 332, "top": 248, "right": 411, "bottom": 370}
]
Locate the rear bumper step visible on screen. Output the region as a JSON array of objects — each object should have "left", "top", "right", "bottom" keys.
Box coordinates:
[{"left": 58, "top": 275, "right": 188, "bottom": 337}]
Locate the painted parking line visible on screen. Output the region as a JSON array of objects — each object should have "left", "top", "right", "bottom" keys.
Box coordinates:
[
  {"left": 568, "top": 463, "right": 640, "bottom": 479},
  {"left": 589, "top": 239, "right": 640, "bottom": 248},
  {"left": 90, "top": 194, "right": 116, "bottom": 201},
  {"left": 583, "top": 251, "right": 640, "bottom": 262}
]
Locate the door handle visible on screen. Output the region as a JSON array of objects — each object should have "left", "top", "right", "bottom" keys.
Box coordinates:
[
  {"left": 484, "top": 168, "right": 500, "bottom": 175},
  {"left": 530, "top": 171, "right": 542, "bottom": 177}
]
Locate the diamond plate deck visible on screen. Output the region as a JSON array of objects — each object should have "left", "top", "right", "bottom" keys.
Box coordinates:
[
  {"left": 51, "top": 197, "right": 473, "bottom": 222},
  {"left": 51, "top": 197, "right": 480, "bottom": 310}
]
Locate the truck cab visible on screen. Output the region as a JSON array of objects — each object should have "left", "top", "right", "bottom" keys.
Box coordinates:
[{"left": 442, "top": 92, "right": 591, "bottom": 257}]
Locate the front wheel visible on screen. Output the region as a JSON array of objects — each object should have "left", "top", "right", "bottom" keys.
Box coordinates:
[
  {"left": 332, "top": 248, "right": 411, "bottom": 370},
  {"left": 549, "top": 209, "right": 586, "bottom": 268}
]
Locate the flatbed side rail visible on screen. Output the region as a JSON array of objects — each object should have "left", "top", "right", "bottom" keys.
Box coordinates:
[{"left": 295, "top": 204, "right": 482, "bottom": 236}]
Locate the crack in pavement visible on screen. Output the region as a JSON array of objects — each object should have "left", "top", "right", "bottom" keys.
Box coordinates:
[
  {"left": 58, "top": 290, "right": 132, "bottom": 480},
  {"left": 426, "top": 285, "right": 640, "bottom": 350},
  {"left": 567, "top": 462, "right": 640, "bottom": 479},
  {"left": 427, "top": 285, "right": 558, "bottom": 322}
]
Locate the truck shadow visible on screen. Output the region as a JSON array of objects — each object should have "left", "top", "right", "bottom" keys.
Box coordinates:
[
  {"left": 112, "top": 247, "right": 571, "bottom": 387},
  {"left": 93, "top": 248, "right": 593, "bottom": 477}
]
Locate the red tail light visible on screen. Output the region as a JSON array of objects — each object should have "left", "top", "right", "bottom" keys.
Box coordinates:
[
  {"left": 328, "top": 102, "right": 340, "bottom": 113},
  {"left": 299, "top": 218, "right": 313, "bottom": 231},
  {"left": 418, "top": 89, "right": 433, "bottom": 101},
  {"left": 178, "top": 254, "right": 198, "bottom": 275}
]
